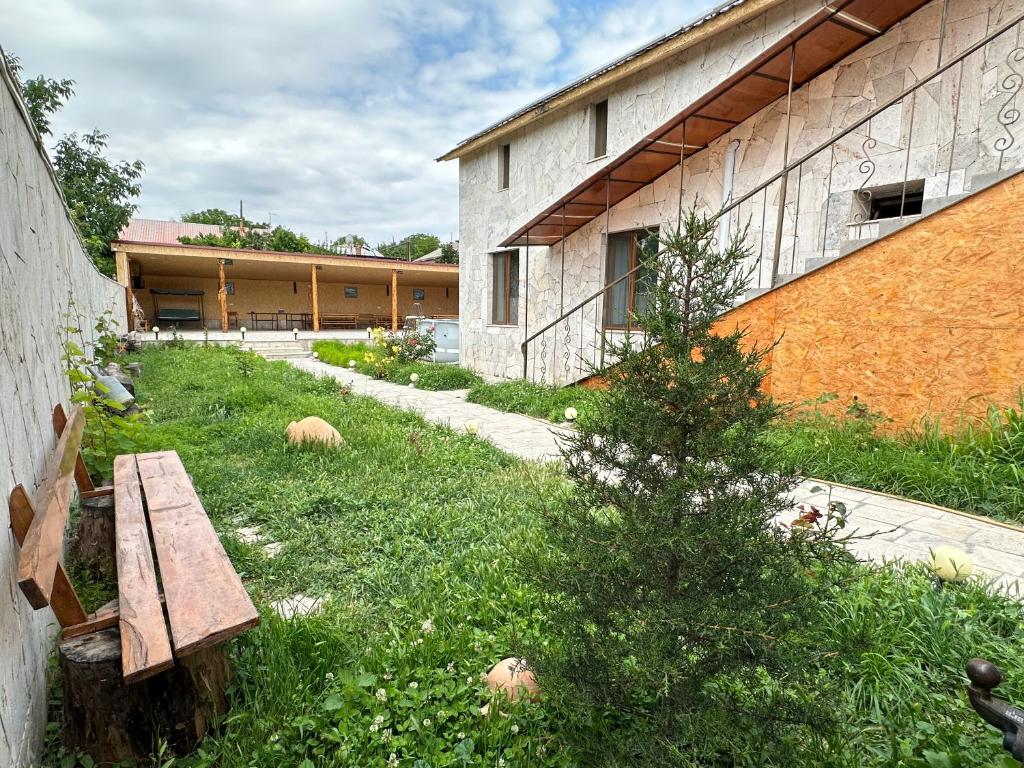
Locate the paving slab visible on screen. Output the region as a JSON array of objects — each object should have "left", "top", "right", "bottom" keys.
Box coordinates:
[{"left": 286, "top": 358, "right": 1024, "bottom": 591}]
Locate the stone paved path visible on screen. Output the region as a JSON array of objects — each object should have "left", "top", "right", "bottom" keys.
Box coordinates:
[{"left": 289, "top": 358, "right": 1024, "bottom": 593}]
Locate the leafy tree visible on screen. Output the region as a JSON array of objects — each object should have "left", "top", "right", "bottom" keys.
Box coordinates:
[
  {"left": 2, "top": 52, "right": 74, "bottom": 136},
  {"left": 378, "top": 233, "right": 441, "bottom": 261},
  {"left": 523, "top": 208, "right": 840, "bottom": 764},
  {"left": 55, "top": 131, "right": 144, "bottom": 276},
  {"left": 179, "top": 224, "right": 331, "bottom": 255},
  {"left": 438, "top": 241, "right": 459, "bottom": 264},
  {"left": 5, "top": 52, "right": 143, "bottom": 275},
  {"left": 181, "top": 208, "right": 268, "bottom": 230}
]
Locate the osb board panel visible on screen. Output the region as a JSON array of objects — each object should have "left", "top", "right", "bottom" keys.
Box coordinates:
[{"left": 716, "top": 172, "right": 1024, "bottom": 429}]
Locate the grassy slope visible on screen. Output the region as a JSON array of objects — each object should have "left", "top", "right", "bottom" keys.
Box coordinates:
[
  {"left": 465, "top": 380, "right": 604, "bottom": 424},
  {"left": 313, "top": 340, "right": 483, "bottom": 391},
  {"left": 50, "top": 346, "right": 1024, "bottom": 767},
  {"left": 127, "top": 346, "right": 568, "bottom": 767},
  {"left": 768, "top": 403, "right": 1024, "bottom": 523}
]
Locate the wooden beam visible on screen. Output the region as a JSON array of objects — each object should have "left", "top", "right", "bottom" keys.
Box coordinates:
[
  {"left": 114, "top": 250, "right": 130, "bottom": 286},
  {"left": 18, "top": 405, "right": 87, "bottom": 609},
  {"left": 52, "top": 403, "right": 94, "bottom": 494},
  {"left": 311, "top": 264, "right": 320, "bottom": 332},
  {"left": 391, "top": 269, "right": 399, "bottom": 332},
  {"left": 218, "top": 260, "right": 228, "bottom": 333},
  {"left": 61, "top": 602, "right": 120, "bottom": 639},
  {"left": 124, "top": 284, "right": 136, "bottom": 332},
  {"left": 114, "top": 454, "right": 174, "bottom": 683},
  {"left": 9, "top": 485, "right": 86, "bottom": 626}
]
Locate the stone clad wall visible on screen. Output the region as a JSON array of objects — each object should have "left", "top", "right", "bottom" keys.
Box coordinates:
[
  {"left": 0, "top": 59, "right": 126, "bottom": 766},
  {"left": 459, "top": 0, "right": 1024, "bottom": 381},
  {"left": 458, "top": 0, "right": 824, "bottom": 378}
]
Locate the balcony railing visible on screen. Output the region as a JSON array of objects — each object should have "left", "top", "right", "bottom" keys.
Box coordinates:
[{"left": 521, "top": 8, "right": 1024, "bottom": 385}]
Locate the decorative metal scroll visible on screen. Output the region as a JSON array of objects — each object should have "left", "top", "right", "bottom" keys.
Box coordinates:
[
  {"left": 538, "top": 333, "right": 548, "bottom": 383},
  {"left": 563, "top": 320, "right": 572, "bottom": 381},
  {"left": 996, "top": 46, "right": 1024, "bottom": 168},
  {"left": 852, "top": 135, "right": 878, "bottom": 224}
]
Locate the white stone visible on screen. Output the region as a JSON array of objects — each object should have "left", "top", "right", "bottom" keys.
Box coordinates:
[{"left": 271, "top": 593, "right": 324, "bottom": 619}]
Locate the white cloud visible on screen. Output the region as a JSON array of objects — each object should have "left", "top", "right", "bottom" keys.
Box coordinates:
[{"left": 2, "top": 0, "right": 721, "bottom": 245}]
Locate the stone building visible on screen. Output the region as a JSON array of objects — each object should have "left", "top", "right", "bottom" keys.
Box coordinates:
[{"left": 442, "top": 0, "right": 1024, "bottom": 393}]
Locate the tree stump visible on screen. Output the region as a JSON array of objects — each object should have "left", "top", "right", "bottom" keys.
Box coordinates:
[
  {"left": 60, "top": 627, "right": 234, "bottom": 762},
  {"left": 69, "top": 493, "right": 115, "bottom": 577}
]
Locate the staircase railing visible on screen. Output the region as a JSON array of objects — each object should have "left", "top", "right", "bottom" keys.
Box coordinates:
[{"left": 521, "top": 8, "right": 1024, "bottom": 385}]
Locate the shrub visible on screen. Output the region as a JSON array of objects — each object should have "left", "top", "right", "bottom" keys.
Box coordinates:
[
  {"left": 522, "top": 209, "right": 844, "bottom": 764},
  {"left": 370, "top": 326, "right": 436, "bottom": 364}
]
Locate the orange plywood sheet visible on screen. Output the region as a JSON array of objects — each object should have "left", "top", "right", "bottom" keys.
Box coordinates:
[{"left": 716, "top": 171, "right": 1024, "bottom": 430}]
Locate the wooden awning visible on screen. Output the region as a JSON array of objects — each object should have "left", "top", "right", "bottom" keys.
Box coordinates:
[{"left": 501, "top": 0, "right": 930, "bottom": 247}]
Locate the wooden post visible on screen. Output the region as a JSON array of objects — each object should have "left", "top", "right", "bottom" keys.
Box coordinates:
[
  {"left": 114, "top": 251, "right": 130, "bottom": 286},
  {"left": 311, "top": 264, "right": 320, "bottom": 332},
  {"left": 124, "top": 285, "right": 135, "bottom": 332},
  {"left": 391, "top": 269, "right": 398, "bottom": 331},
  {"left": 218, "top": 260, "right": 228, "bottom": 332}
]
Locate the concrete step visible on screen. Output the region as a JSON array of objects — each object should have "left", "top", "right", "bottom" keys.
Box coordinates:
[{"left": 258, "top": 350, "right": 313, "bottom": 360}]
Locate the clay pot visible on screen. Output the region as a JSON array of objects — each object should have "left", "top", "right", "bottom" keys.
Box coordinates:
[
  {"left": 285, "top": 417, "right": 344, "bottom": 447},
  {"left": 485, "top": 657, "right": 540, "bottom": 703}
]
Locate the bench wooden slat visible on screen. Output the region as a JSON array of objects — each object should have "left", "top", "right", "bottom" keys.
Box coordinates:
[
  {"left": 53, "top": 402, "right": 95, "bottom": 494},
  {"left": 136, "top": 451, "right": 258, "bottom": 656},
  {"left": 17, "top": 405, "right": 87, "bottom": 609},
  {"left": 9, "top": 484, "right": 87, "bottom": 626},
  {"left": 114, "top": 454, "right": 174, "bottom": 683}
]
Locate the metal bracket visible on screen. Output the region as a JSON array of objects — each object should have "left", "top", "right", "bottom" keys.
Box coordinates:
[{"left": 966, "top": 658, "right": 1024, "bottom": 761}]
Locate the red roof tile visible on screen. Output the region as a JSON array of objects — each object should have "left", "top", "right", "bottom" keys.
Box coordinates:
[{"left": 117, "top": 218, "right": 223, "bottom": 245}]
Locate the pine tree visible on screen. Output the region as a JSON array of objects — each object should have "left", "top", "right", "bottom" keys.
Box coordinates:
[{"left": 524, "top": 208, "right": 836, "bottom": 763}]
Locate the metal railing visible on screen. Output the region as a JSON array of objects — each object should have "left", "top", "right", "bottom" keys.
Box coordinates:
[{"left": 521, "top": 8, "right": 1024, "bottom": 385}]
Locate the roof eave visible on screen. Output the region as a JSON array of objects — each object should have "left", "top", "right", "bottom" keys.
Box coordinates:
[{"left": 436, "top": 0, "right": 788, "bottom": 162}]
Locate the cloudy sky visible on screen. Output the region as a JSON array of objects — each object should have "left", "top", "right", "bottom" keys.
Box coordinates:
[{"left": 3, "top": 0, "right": 719, "bottom": 246}]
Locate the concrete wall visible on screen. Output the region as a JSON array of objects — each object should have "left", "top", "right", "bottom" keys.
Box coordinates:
[
  {"left": 0, "top": 58, "right": 126, "bottom": 766},
  {"left": 458, "top": 0, "right": 1024, "bottom": 380},
  {"left": 134, "top": 276, "right": 458, "bottom": 328}
]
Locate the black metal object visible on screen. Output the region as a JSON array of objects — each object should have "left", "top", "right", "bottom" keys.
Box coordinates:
[{"left": 966, "top": 658, "right": 1024, "bottom": 761}]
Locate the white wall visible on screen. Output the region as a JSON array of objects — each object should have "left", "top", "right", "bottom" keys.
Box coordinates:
[
  {"left": 458, "top": 0, "right": 1024, "bottom": 381},
  {"left": 0, "top": 56, "right": 126, "bottom": 766}
]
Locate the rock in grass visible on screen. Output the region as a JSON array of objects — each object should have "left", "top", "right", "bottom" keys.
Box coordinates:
[{"left": 286, "top": 416, "right": 345, "bottom": 448}]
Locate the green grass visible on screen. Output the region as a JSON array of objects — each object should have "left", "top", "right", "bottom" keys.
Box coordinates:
[
  {"left": 46, "top": 346, "right": 1024, "bottom": 766},
  {"left": 466, "top": 380, "right": 605, "bottom": 424},
  {"left": 313, "top": 340, "right": 483, "bottom": 391},
  {"left": 768, "top": 398, "right": 1024, "bottom": 523}
]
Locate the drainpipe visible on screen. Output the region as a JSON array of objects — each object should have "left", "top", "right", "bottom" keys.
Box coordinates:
[{"left": 719, "top": 139, "right": 740, "bottom": 254}]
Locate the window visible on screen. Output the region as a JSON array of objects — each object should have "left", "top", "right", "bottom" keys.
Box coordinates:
[
  {"left": 491, "top": 250, "right": 519, "bottom": 325},
  {"left": 854, "top": 180, "right": 924, "bottom": 222},
  {"left": 412, "top": 288, "right": 425, "bottom": 301},
  {"left": 344, "top": 286, "right": 358, "bottom": 298},
  {"left": 499, "top": 143, "right": 511, "bottom": 190},
  {"left": 604, "top": 228, "right": 659, "bottom": 329},
  {"left": 591, "top": 99, "right": 608, "bottom": 159}
]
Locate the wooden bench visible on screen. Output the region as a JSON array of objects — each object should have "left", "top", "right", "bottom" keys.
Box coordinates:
[
  {"left": 320, "top": 313, "right": 358, "bottom": 329},
  {"left": 9, "top": 403, "right": 258, "bottom": 759}
]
